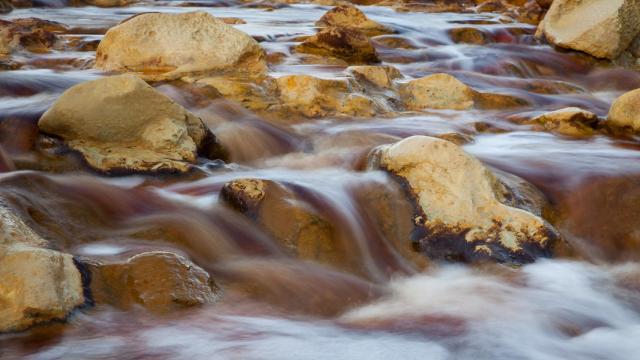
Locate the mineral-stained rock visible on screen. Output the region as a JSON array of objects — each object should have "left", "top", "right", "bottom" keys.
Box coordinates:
[
  {"left": 0, "top": 17, "right": 67, "bottom": 55},
  {"left": 537, "top": 0, "right": 640, "bottom": 59},
  {"left": 294, "top": 27, "right": 380, "bottom": 64},
  {"left": 398, "top": 73, "right": 529, "bottom": 111},
  {"left": 608, "top": 88, "right": 640, "bottom": 133},
  {"left": 38, "top": 74, "right": 224, "bottom": 173},
  {"left": 348, "top": 65, "right": 402, "bottom": 89},
  {"left": 95, "top": 12, "right": 266, "bottom": 80},
  {"left": 87, "top": 251, "right": 220, "bottom": 313},
  {"left": 316, "top": 5, "right": 392, "bottom": 36},
  {"left": 274, "top": 74, "right": 348, "bottom": 118},
  {"left": 368, "top": 135, "right": 559, "bottom": 264},
  {"left": 527, "top": 107, "right": 600, "bottom": 136}
]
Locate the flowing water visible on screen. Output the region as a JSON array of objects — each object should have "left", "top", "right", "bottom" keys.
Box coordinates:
[{"left": 2, "top": 2, "right": 640, "bottom": 359}]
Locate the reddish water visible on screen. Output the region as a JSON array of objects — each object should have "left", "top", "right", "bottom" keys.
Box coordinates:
[{"left": 1, "top": 3, "right": 640, "bottom": 359}]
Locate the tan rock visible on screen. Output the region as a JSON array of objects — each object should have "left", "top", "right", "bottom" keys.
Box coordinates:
[
  {"left": 608, "top": 88, "right": 640, "bottom": 133},
  {"left": 399, "top": 73, "right": 476, "bottom": 110},
  {"left": 275, "top": 74, "right": 348, "bottom": 117},
  {"left": 399, "top": 73, "right": 529, "bottom": 111},
  {"left": 95, "top": 12, "right": 266, "bottom": 80},
  {"left": 88, "top": 251, "right": 220, "bottom": 313},
  {"left": 348, "top": 65, "right": 402, "bottom": 88},
  {"left": 529, "top": 107, "right": 599, "bottom": 136},
  {"left": 38, "top": 75, "right": 223, "bottom": 173},
  {"left": 294, "top": 27, "right": 379, "bottom": 64},
  {"left": 538, "top": 0, "right": 640, "bottom": 59},
  {"left": 316, "top": 5, "right": 392, "bottom": 36},
  {"left": 369, "top": 135, "right": 558, "bottom": 264},
  {"left": 0, "top": 18, "right": 66, "bottom": 55},
  {"left": 0, "top": 245, "right": 84, "bottom": 332}
]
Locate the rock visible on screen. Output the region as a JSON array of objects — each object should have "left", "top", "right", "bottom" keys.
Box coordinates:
[
  {"left": 399, "top": 73, "right": 529, "bottom": 111},
  {"left": 38, "top": 74, "right": 223, "bottom": 173},
  {"left": 530, "top": 107, "right": 599, "bottom": 136},
  {"left": 220, "top": 179, "right": 360, "bottom": 275},
  {"left": 399, "top": 73, "right": 476, "bottom": 110},
  {"left": 448, "top": 27, "right": 490, "bottom": 45},
  {"left": 0, "top": 245, "right": 85, "bottom": 332},
  {"left": 0, "top": 0, "right": 12, "bottom": 14},
  {"left": 1, "top": 200, "right": 85, "bottom": 333},
  {"left": 0, "top": 145, "right": 14, "bottom": 172},
  {"left": 87, "top": 251, "right": 220, "bottom": 313},
  {"left": 275, "top": 74, "right": 348, "bottom": 118},
  {"left": 195, "top": 76, "right": 273, "bottom": 112},
  {"left": 368, "top": 135, "right": 559, "bottom": 264},
  {"left": 316, "top": 5, "right": 392, "bottom": 36},
  {"left": 95, "top": 12, "right": 266, "bottom": 80},
  {"left": 537, "top": 0, "right": 640, "bottom": 59},
  {"left": 608, "top": 88, "right": 640, "bottom": 133},
  {"left": 294, "top": 27, "right": 379, "bottom": 64},
  {"left": 0, "top": 18, "right": 67, "bottom": 55},
  {"left": 348, "top": 65, "right": 402, "bottom": 89}
]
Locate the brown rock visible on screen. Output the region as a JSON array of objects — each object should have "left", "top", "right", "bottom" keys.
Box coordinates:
[
  {"left": 316, "top": 5, "right": 392, "bottom": 36},
  {"left": 0, "top": 18, "right": 67, "bottom": 55},
  {"left": 398, "top": 73, "right": 476, "bottom": 110},
  {"left": 448, "top": 27, "right": 490, "bottom": 45},
  {"left": 88, "top": 251, "right": 220, "bottom": 313},
  {"left": 83, "top": 0, "right": 133, "bottom": 6},
  {"left": 348, "top": 65, "right": 402, "bottom": 88},
  {"left": 525, "top": 107, "right": 600, "bottom": 137},
  {"left": 294, "top": 27, "right": 380, "bottom": 64},
  {"left": 274, "top": 74, "right": 348, "bottom": 118},
  {"left": 608, "top": 88, "right": 640, "bottom": 133}
]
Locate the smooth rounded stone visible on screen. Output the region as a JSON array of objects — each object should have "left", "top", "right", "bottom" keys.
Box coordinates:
[
  {"left": 316, "top": 5, "right": 392, "bottom": 36},
  {"left": 95, "top": 12, "right": 266, "bottom": 81},
  {"left": 220, "top": 179, "right": 364, "bottom": 276},
  {"left": 195, "top": 75, "right": 273, "bottom": 112},
  {"left": 608, "top": 88, "right": 640, "bottom": 133},
  {"left": 0, "top": 245, "right": 84, "bottom": 332},
  {"left": 274, "top": 74, "right": 350, "bottom": 118},
  {"left": 348, "top": 65, "right": 402, "bottom": 89},
  {"left": 38, "top": 74, "right": 223, "bottom": 173},
  {"left": 87, "top": 251, "right": 220, "bottom": 313},
  {"left": 294, "top": 27, "right": 380, "bottom": 65},
  {"left": 399, "top": 73, "right": 529, "bottom": 111},
  {"left": 448, "top": 27, "right": 490, "bottom": 45},
  {"left": 529, "top": 107, "right": 600, "bottom": 136},
  {"left": 368, "top": 135, "right": 559, "bottom": 264},
  {"left": 537, "top": 0, "right": 640, "bottom": 59},
  {"left": 399, "top": 73, "right": 476, "bottom": 110}
]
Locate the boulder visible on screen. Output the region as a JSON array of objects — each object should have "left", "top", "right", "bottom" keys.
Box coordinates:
[
  {"left": 399, "top": 73, "right": 529, "bottom": 111},
  {"left": 348, "top": 65, "right": 402, "bottom": 89},
  {"left": 87, "top": 251, "right": 220, "bottom": 313},
  {"left": 0, "top": 201, "right": 85, "bottom": 333},
  {"left": 316, "top": 5, "right": 392, "bottom": 36},
  {"left": 294, "top": 27, "right": 379, "bottom": 64},
  {"left": 368, "top": 135, "right": 559, "bottom": 264},
  {"left": 537, "top": 0, "right": 640, "bottom": 59},
  {"left": 38, "top": 75, "right": 224, "bottom": 173},
  {"left": 608, "top": 88, "right": 640, "bottom": 133},
  {"left": 95, "top": 12, "right": 266, "bottom": 80}
]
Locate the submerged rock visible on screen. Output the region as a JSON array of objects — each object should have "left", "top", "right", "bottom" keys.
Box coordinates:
[
  {"left": 95, "top": 12, "right": 266, "bottom": 80},
  {"left": 369, "top": 135, "right": 559, "bottom": 264},
  {"left": 608, "top": 88, "right": 640, "bottom": 133},
  {"left": 399, "top": 73, "right": 529, "bottom": 111},
  {"left": 38, "top": 74, "right": 223, "bottom": 173},
  {"left": 83, "top": 0, "right": 133, "bottom": 6},
  {"left": 517, "top": 107, "right": 600, "bottom": 137},
  {"left": 316, "top": 5, "right": 392, "bottom": 36},
  {"left": 87, "top": 251, "right": 220, "bottom": 313},
  {"left": 537, "top": 0, "right": 640, "bottom": 59},
  {"left": 294, "top": 27, "right": 380, "bottom": 64}
]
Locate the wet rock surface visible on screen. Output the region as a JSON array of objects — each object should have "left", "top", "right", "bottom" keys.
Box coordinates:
[
  {"left": 369, "top": 136, "right": 559, "bottom": 264},
  {"left": 294, "top": 26, "right": 380, "bottom": 64},
  {"left": 38, "top": 74, "right": 223, "bottom": 173}
]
